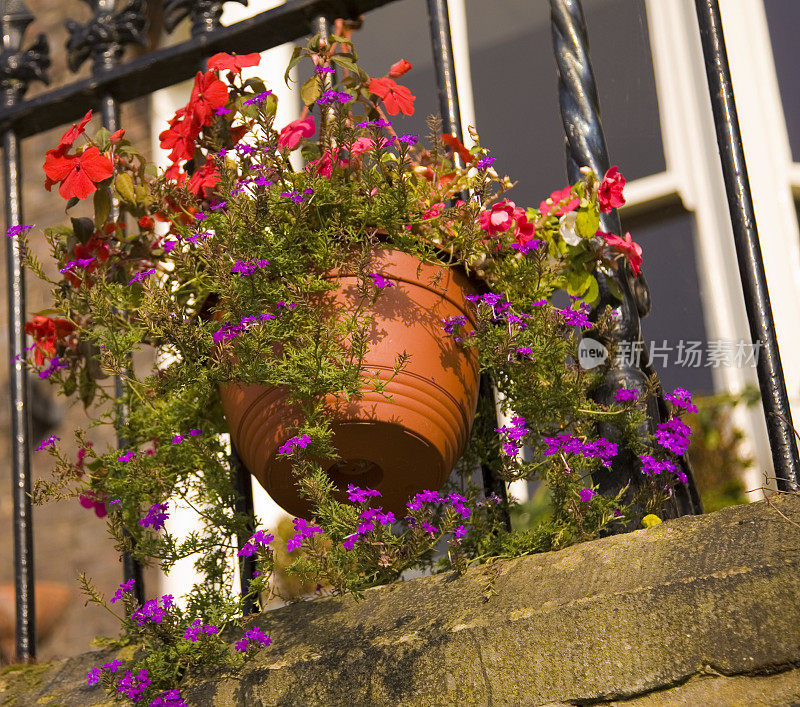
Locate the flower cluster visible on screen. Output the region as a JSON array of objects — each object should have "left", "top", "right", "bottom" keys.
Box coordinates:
[
  {"left": 212, "top": 313, "right": 276, "bottom": 343},
  {"left": 654, "top": 418, "right": 692, "bottom": 456},
  {"left": 286, "top": 517, "right": 322, "bottom": 552},
  {"left": 665, "top": 387, "right": 698, "bottom": 414},
  {"left": 139, "top": 502, "right": 169, "bottom": 531},
  {"left": 479, "top": 198, "right": 537, "bottom": 251},
  {"left": 543, "top": 433, "right": 619, "bottom": 468},
  {"left": 277, "top": 433, "right": 311, "bottom": 456},
  {"left": 495, "top": 416, "right": 530, "bottom": 457},
  {"left": 110, "top": 578, "right": 136, "bottom": 604},
  {"left": 237, "top": 529, "right": 273, "bottom": 557},
  {"left": 183, "top": 618, "right": 220, "bottom": 642},
  {"left": 234, "top": 625, "right": 271, "bottom": 653},
  {"left": 132, "top": 594, "right": 174, "bottom": 626},
  {"left": 231, "top": 258, "right": 269, "bottom": 276},
  {"left": 117, "top": 668, "right": 152, "bottom": 702}
]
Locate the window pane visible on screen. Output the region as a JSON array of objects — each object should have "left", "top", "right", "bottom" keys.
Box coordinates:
[
  {"left": 764, "top": 0, "right": 800, "bottom": 162},
  {"left": 622, "top": 209, "right": 714, "bottom": 394}
]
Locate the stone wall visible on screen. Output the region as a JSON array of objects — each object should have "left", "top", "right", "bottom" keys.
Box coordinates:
[{"left": 2, "top": 493, "right": 799, "bottom": 705}]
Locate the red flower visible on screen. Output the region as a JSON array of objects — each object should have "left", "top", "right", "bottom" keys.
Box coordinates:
[
  {"left": 79, "top": 490, "right": 108, "bottom": 518},
  {"left": 109, "top": 128, "right": 125, "bottom": 143},
  {"left": 602, "top": 231, "right": 643, "bottom": 276},
  {"left": 188, "top": 160, "right": 220, "bottom": 197},
  {"left": 25, "top": 316, "right": 75, "bottom": 365},
  {"left": 598, "top": 166, "right": 626, "bottom": 213},
  {"left": 441, "top": 133, "right": 474, "bottom": 164},
  {"left": 306, "top": 149, "right": 347, "bottom": 179},
  {"left": 369, "top": 78, "right": 415, "bottom": 116},
  {"left": 164, "top": 163, "right": 187, "bottom": 186},
  {"left": 56, "top": 110, "right": 93, "bottom": 153},
  {"left": 138, "top": 216, "right": 154, "bottom": 231},
  {"left": 159, "top": 108, "right": 201, "bottom": 164},
  {"left": 277, "top": 116, "right": 316, "bottom": 151},
  {"left": 43, "top": 146, "right": 113, "bottom": 201},
  {"left": 207, "top": 52, "right": 261, "bottom": 74},
  {"left": 65, "top": 236, "right": 111, "bottom": 288},
  {"left": 539, "top": 185, "right": 579, "bottom": 217},
  {"left": 187, "top": 71, "right": 229, "bottom": 126},
  {"left": 389, "top": 59, "right": 413, "bottom": 78}
]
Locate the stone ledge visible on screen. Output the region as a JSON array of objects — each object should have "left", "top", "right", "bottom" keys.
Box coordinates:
[{"left": 2, "top": 494, "right": 800, "bottom": 706}]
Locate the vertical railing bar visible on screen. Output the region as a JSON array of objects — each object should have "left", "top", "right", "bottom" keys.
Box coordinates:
[
  {"left": 232, "top": 446, "right": 258, "bottom": 614},
  {"left": 82, "top": 0, "right": 148, "bottom": 605},
  {"left": 424, "top": 0, "right": 510, "bottom": 520},
  {"left": 693, "top": 0, "right": 800, "bottom": 492},
  {"left": 3, "top": 119, "right": 36, "bottom": 662}
]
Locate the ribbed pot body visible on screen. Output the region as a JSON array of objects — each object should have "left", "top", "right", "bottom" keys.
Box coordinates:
[{"left": 219, "top": 248, "right": 480, "bottom": 517}]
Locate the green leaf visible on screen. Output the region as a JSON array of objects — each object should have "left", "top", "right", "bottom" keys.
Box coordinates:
[
  {"left": 115, "top": 173, "right": 136, "bottom": 203},
  {"left": 300, "top": 75, "right": 322, "bottom": 107},
  {"left": 284, "top": 46, "right": 302, "bottom": 86},
  {"left": 143, "top": 162, "right": 158, "bottom": 181},
  {"left": 583, "top": 275, "right": 600, "bottom": 305},
  {"left": 243, "top": 78, "right": 267, "bottom": 94},
  {"left": 606, "top": 275, "right": 624, "bottom": 302},
  {"left": 93, "top": 188, "right": 111, "bottom": 226},
  {"left": 566, "top": 269, "right": 592, "bottom": 296},
  {"left": 94, "top": 127, "right": 111, "bottom": 152},
  {"left": 330, "top": 34, "right": 353, "bottom": 45},
  {"left": 575, "top": 208, "right": 600, "bottom": 240},
  {"left": 330, "top": 55, "right": 359, "bottom": 74}
]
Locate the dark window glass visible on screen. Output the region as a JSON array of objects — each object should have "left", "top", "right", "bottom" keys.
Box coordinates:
[
  {"left": 622, "top": 208, "right": 714, "bottom": 394},
  {"left": 764, "top": 0, "right": 800, "bottom": 162}
]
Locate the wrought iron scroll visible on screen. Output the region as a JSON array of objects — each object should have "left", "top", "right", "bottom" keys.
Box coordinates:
[
  {"left": 66, "top": 0, "right": 149, "bottom": 605},
  {"left": 694, "top": 0, "right": 800, "bottom": 492},
  {"left": 0, "top": 0, "right": 50, "bottom": 663},
  {"left": 164, "top": 0, "right": 248, "bottom": 36},
  {"left": 550, "top": 0, "right": 701, "bottom": 521}
]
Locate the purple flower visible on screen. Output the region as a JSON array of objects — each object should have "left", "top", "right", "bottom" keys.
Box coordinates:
[
  {"left": 149, "top": 690, "right": 188, "bottom": 707},
  {"left": 277, "top": 433, "right": 311, "bottom": 455},
  {"left": 59, "top": 257, "right": 94, "bottom": 273},
  {"left": 343, "top": 534, "right": 358, "bottom": 550},
  {"left": 117, "top": 450, "right": 135, "bottom": 463},
  {"left": 542, "top": 433, "right": 618, "bottom": 467},
  {"left": 441, "top": 315, "right": 468, "bottom": 335},
  {"left": 453, "top": 524, "right": 468, "bottom": 539},
  {"left": 398, "top": 134, "right": 418, "bottom": 144},
  {"left": 421, "top": 522, "right": 438, "bottom": 535},
  {"left": 6, "top": 224, "right": 33, "bottom": 238},
  {"left": 560, "top": 302, "right": 592, "bottom": 328},
  {"left": 370, "top": 273, "right": 394, "bottom": 289},
  {"left": 252, "top": 175, "right": 272, "bottom": 187},
  {"left": 279, "top": 190, "right": 304, "bottom": 203},
  {"left": 235, "top": 626, "right": 271, "bottom": 653},
  {"left": 109, "top": 499, "right": 121, "bottom": 507},
  {"left": 117, "top": 669, "right": 151, "bottom": 702},
  {"left": 516, "top": 346, "right": 533, "bottom": 356},
  {"left": 244, "top": 91, "right": 273, "bottom": 105},
  {"left": 510, "top": 238, "right": 544, "bottom": 254},
  {"left": 194, "top": 211, "right": 207, "bottom": 221},
  {"left": 579, "top": 488, "right": 597, "bottom": 502},
  {"left": 163, "top": 240, "right": 178, "bottom": 254},
  {"left": 215, "top": 106, "right": 231, "bottom": 116},
  {"left": 654, "top": 418, "right": 692, "bottom": 456},
  {"left": 614, "top": 388, "right": 639, "bottom": 403},
  {"left": 128, "top": 268, "right": 157, "bottom": 285},
  {"left": 495, "top": 417, "right": 530, "bottom": 457},
  {"left": 132, "top": 595, "right": 173, "bottom": 626},
  {"left": 231, "top": 258, "right": 269, "bottom": 276},
  {"left": 317, "top": 90, "right": 353, "bottom": 104},
  {"left": 189, "top": 428, "right": 202, "bottom": 436},
  {"left": 35, "top": 434, "right": 59, "bottom": 451},
  {"left": 664, "top": 388, "right": 698, "bottom": 414},
  {"left": 184, "top": 618, "right": 218, "bottom": 642},
  {"left": 315, "top": 66, "right": 335, "bottom": 74},
  {"left": 111, "top": 578, "right": 135, "bottom": 604},
  {"left": 357, "top": 118, "right": 390, "bottom": 128},
  {"left": 476, "top": 156, "right": 496, "bottom": 171},
  {"left": 39, "top": 356, "right": 68, "bottom": 379},
  {"left": 639, "top": 454, "right": 677, "bottom": 477},
  {"left": 139, "top": 502, "right": 169, "bottom": 530},
  {"left": 102, "top": 660, "right": 123, "bottom": 672},
  {"left": 346, "top": 484, "right": 381, "bottom": 503},
  {"left": 406, "top": 489, "right": 442, "bottom": 510},
  {"left": 86, "top": 667, "right": 101, "bottom": 685},
  {"left": 171, "top": 435, "right": 184, "bottom": 444},
  {"left": 238, "top": 529, "right": 273, "bottom": 557}
]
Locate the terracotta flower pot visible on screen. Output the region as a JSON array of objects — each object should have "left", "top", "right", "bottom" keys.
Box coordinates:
[{"left": 219, "top": 247, "right": 480, "bottom": 518}]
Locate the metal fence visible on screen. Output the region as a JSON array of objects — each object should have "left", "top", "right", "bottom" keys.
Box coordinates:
[{"left": 1, "top": 0, "right": 797, "bottom": 664}]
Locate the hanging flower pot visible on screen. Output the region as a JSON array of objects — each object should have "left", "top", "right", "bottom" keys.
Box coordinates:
[{"left": 219, "top": 247, "right": 480, "bottom": 518}]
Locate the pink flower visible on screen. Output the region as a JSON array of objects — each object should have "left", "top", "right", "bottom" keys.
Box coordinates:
[
  {"left": 423, "top": 202, "right": 444, "bottom": 220},
  {"left": 539, "top": 186, "right": 579, "bottom": 217},
  {"left": 350, "top": 137, "right": 374, "bottom": 157},
  {"left": 277, "top": 116, "right": 316, "bottom": 151},
  {"left": 306, "top": 149, "right": 347, "bottom": 179},
  {"left": 598, "top": 166, "right": 626, "bottom": 213},
  {"left": 601, "top": 231, "right": 643, "bottom": 277},
  {"left": 479, "top": 199, "right": 519, "bottom": 236}
]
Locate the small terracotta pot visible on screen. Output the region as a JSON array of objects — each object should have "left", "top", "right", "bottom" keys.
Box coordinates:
[{"left": 219, "top": 247, "right": 480, "bottom": 518}]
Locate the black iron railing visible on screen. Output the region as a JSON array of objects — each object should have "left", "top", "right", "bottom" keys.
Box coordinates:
[{"left": 2, "top": 0, "right": 796, "bottom": 665}]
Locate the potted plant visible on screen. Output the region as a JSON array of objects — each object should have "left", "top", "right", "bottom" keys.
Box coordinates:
[{"left": 24, "top": 32, "right": 696, "bottom": 702}]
